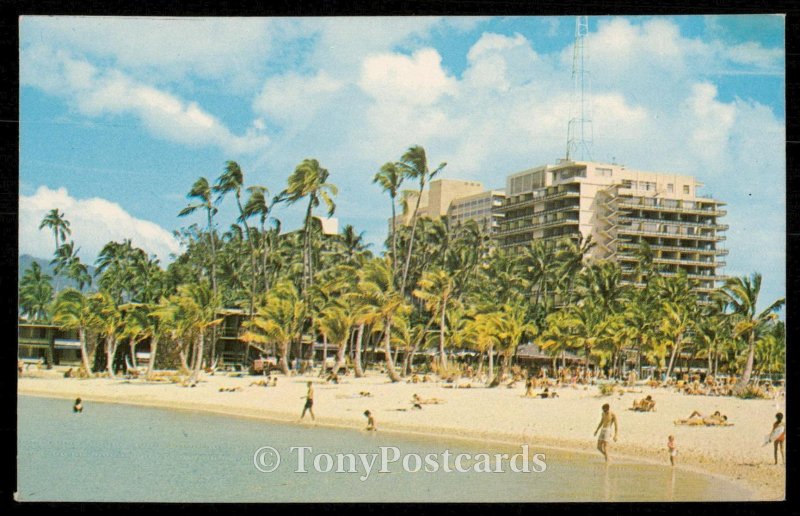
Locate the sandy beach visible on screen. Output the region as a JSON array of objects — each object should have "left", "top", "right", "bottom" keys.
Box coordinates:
[{"left": 18, "top": 369, "right": 785, "bottom": 501}]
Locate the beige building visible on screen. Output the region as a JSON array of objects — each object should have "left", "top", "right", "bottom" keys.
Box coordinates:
[
  {"left": 394, "top": 178, "right": 486, "bottom": 225},
  {"left": 447, "top": 189, "right": 506, "bottom": 233},
  {"left": 496, "top": 159, "right": 727, "bottom": 297}
]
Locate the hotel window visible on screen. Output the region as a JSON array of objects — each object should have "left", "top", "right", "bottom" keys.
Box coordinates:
[
  {"left": 683, "top": 185, "right": 690, "bottom": 194},
  {"left": 667, "top": 183, "right": 674, "bottom": 193},
  {"left": 596, "top": 167, "right": 612, "bottom": 177}
]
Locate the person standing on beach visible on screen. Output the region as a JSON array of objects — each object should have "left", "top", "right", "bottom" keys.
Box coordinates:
[
  {"left": 593, "top": 403, "right": 618, "bottom": 462},
  {"left": 667, "top": 435, "right": 677, "bottom": 466},
  {"left": 771, "top": 413, "right": 785, "bottom": 465},
  {"left": 301, "top": 381, "right": 315, "bottom": 421},
  {"left": 364, "top": 410, "right": 376, "bottom": 431}
]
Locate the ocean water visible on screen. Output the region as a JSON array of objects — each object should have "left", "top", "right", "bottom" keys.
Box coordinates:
[{"left": 17, "top": 395, "right": 746, "bottom": 502}]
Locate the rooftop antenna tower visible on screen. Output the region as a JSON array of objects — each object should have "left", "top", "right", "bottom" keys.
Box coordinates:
[{"left": 565, "top": 15, "right": 593, "bottom": 161}]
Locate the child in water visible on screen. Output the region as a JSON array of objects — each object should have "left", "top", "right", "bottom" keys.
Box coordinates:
[
  {"left": 73, "top": 397, "right": 83, "bottom": 413},
  {"left": 667, "top": 435, "right": 677, "bottom": 466}
]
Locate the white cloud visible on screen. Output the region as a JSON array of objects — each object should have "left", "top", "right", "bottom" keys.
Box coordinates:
[
  {"left": 21, "top": 45, "right": 268, "bottom": 155},
  {"left": 254, "top": 70, "right": 345, "bottom": 124},
  {"left": 20, "top": 16, "right": 276, "bottom": 92},
  {"left": 20, "top": 186, "right": 181, "bottom": 265},
  {"left": 359, "top": 48, "right": 458, "bottom": 105}
]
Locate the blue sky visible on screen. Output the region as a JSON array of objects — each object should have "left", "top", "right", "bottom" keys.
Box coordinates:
[{"left": 19, "top": 15, "right": 785, "bottom": 309}]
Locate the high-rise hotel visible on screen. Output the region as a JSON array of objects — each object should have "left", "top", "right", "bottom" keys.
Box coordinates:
[
  {"left": 395, "top": 159, "right": 728, "bottom": 298},
  {"left": 498, "top": 159, "right": 728, "bottom": 297}
]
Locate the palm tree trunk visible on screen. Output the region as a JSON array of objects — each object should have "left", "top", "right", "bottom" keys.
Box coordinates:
[
  {"left": 439, "top": 297, "right": 448, "bottom": 369},
  {"left": 207, "top": 208, "right": 217, "bottom": 295},
  {"left": 130, "top": 338, "right": 138, "bottom": 368},
  {"left": 279, "top": 342, "right": 291, "bottom": 375},
  {"left": 194, "top": 331, "right": 205, "bottom": 373},
  {"left": 105, "top": 335, "right": 116, "bottom": 377},
  {"left": 319, "top": 333, "right": 329, "bottom": 376},
  {"left": 665, "top": 338, "right": 681, "bottom": 381},
  {"left": 400, "top": 186, "right": 424, "bottom": 295},
  {"left": 78, "top": 327, "right": 91, "bottom": 375},
  {"left": 334, "top": 338, "right": 348, "bottom": 373},
  {"left": 147, "top": 334, "right": 160, "bottom": 378},
  {"left": 390, "top": 196, "right": 398, "bottom": 280},
  {"left": 489, "top": 352, "right": 507, "bottom": 387},
  {"left": 487, "top": 344, "right": 494, "bottom": 386},
  {"left": 384, "top": 318, "right": 401, "bottom": 382},
  {"left": 739, "top": 332, "right": 756, "bottom": 387},
  {"left": 354, "top": 323, "right": 365, "bottom": 377}
]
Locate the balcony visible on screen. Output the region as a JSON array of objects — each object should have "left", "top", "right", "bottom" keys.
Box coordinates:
[
  {"left": 500, "top": 189, "right": 580, "bottom": 211},
  {"left": 617, "top": 198, "right": 725, "bottom": 216},
  {"left": 617, "top": 242, "right": 726, "bottom": 255},
  {"left": 618, "top": 227, "right": 724, "bottom": 241},
  {"left": 618, "top": 216, "right": 727, "bottom": 231}
]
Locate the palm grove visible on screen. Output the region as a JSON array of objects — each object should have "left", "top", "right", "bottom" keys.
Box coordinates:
[{"left": 20, "top": 146, "right": 785, "bottom": 392}]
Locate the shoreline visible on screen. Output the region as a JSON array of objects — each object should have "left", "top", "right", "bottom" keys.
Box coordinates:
[{"left": 17, "top": 373, "right": 784, "bottom": 501}]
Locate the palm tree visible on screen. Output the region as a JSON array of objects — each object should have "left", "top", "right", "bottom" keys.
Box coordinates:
[
  {"left": 179, "top": 177, "right": 219, "bottom": 294},
  {"left": 280, "top": 159, "right": 338, "bottom": 297},
  {"left": 373, "top": 162, "right": 404, "bottom": 276},
  {"left": 241, "top": 185, "right": 276, "bottom": 293},
  {"left": 53, "top": 288, "right": 96, "bottom": 374},
  {"left": 215, "top": 161, "right": 259, "bottom": 314},
  {"left": 465, "top": 311, "right": 500, "bottom": 383},
  {"left": 353, "top": 257, "right": 408, "bottom": 382},
  {"left": 241, "top": 280, "right": 306, "bottom": 375},
  {"left": 19, "top": 262, "right": 53, "bottom": 322},
  {"left": 89, "top": 291, "right": 124, "bottom": 377},
  {"left": 413, "top": 268, "right": 456, "bottom": 369},
  {"left": 488, "top": 302, "right": 536, "bottom": 387},
  {"left": 396, "top": 146, "right": 446, "bottom": 295},
  {"left": 39, "top": 208, "right": 71, "bottom": 290},
  {"left": 53, "top": 241, "right": 92, "bottom": 291},
  {"left": 317, "top": 304, "right": 353, "bottom": 374},
  {"left": 718, "top": 273, "right": 785, "bottom": 387},
  {"left": 166, "top": 282, "right": 222, "bottom": 379}
]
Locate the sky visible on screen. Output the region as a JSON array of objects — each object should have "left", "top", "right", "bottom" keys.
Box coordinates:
[{"left": 18, "top": 15, "right": 786, "bottom": 309}]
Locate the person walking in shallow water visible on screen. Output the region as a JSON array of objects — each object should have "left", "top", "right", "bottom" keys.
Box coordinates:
[
  {"left": 73, "top": 397, "right": 83, "bottom": 413},
  {"left": 594, "top": 403, "right": 618, "bottom": 462},
  {"left": 301, "top": 381, "right": 315, "bottom": 421}
]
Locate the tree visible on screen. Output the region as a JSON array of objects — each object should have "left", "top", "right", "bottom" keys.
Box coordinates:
[
  {"left": 53, "top": 288, "right": 96, "bottom": 374},
  {"left": 373, "top": 162, "right": 404, "bottom": 277},
  {"left": 718, "top": 273, "right": 785, "bottom": 387},
  {"left": 280, "top": 159, "right": 337, "bottom": 297},
  {"left": 178, "top": 177, "right": 219, "bottom": 294},
  {"left": 396, "top": 146, "right": 446, "bottom": 295},
  {"left": 215, "top": 161, "right": 259, "bottom": 315},
  {"left": 39, "top": 208, "right": 71, "bottom": 290},
  {"left": 241, "top": 280, "right": 306, "bottom": 375},
  {"left": 19, "top": 262, "right": 53, "bottom": 322},
  {"left": 413, "top": 268, "right": 456, "bottom": 369},
  {"left": 89, "top": 291, "right": 124, "bottom": 377},
  {"left": 354, "top": 257, "right": 408, "bottom": 382},
  {"left": 53, "top": 241, "right": 92, "bottom": 291},
  {"left": 488, "top": 302, "right": 536, "bottom": 387}
]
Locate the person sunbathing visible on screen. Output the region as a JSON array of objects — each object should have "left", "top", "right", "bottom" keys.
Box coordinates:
[
  {"left": 537, "top": 388, "right": 558, "bottom": 398},
  {"left": 218, "top": 386, "right": 242, "bottom": 392},
  {"left": 412, "top": 393, "right": 444, "bottom": 405},
  {"left": 631, "top": 395, "right": 656, "bottom": 411},
  {"left": 250, "top": 379, "right": 269, "bottom": 387},
  {"left": 674, "top": 410, "right": 732, "bottom": 426}
]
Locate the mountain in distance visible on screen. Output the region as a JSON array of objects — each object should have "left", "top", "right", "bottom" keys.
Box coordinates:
[{"left": 18, "top": 254, "right": 96, "bottom": 293}]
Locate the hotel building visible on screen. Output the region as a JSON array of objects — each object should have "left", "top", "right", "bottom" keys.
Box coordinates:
[{"left": 496, "top": 160, "right": 727, "bottom": 297}]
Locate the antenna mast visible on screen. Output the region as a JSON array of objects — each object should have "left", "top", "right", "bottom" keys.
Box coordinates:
[{"left": 565, "top": 15, "right": 592, "bottom": 161}]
